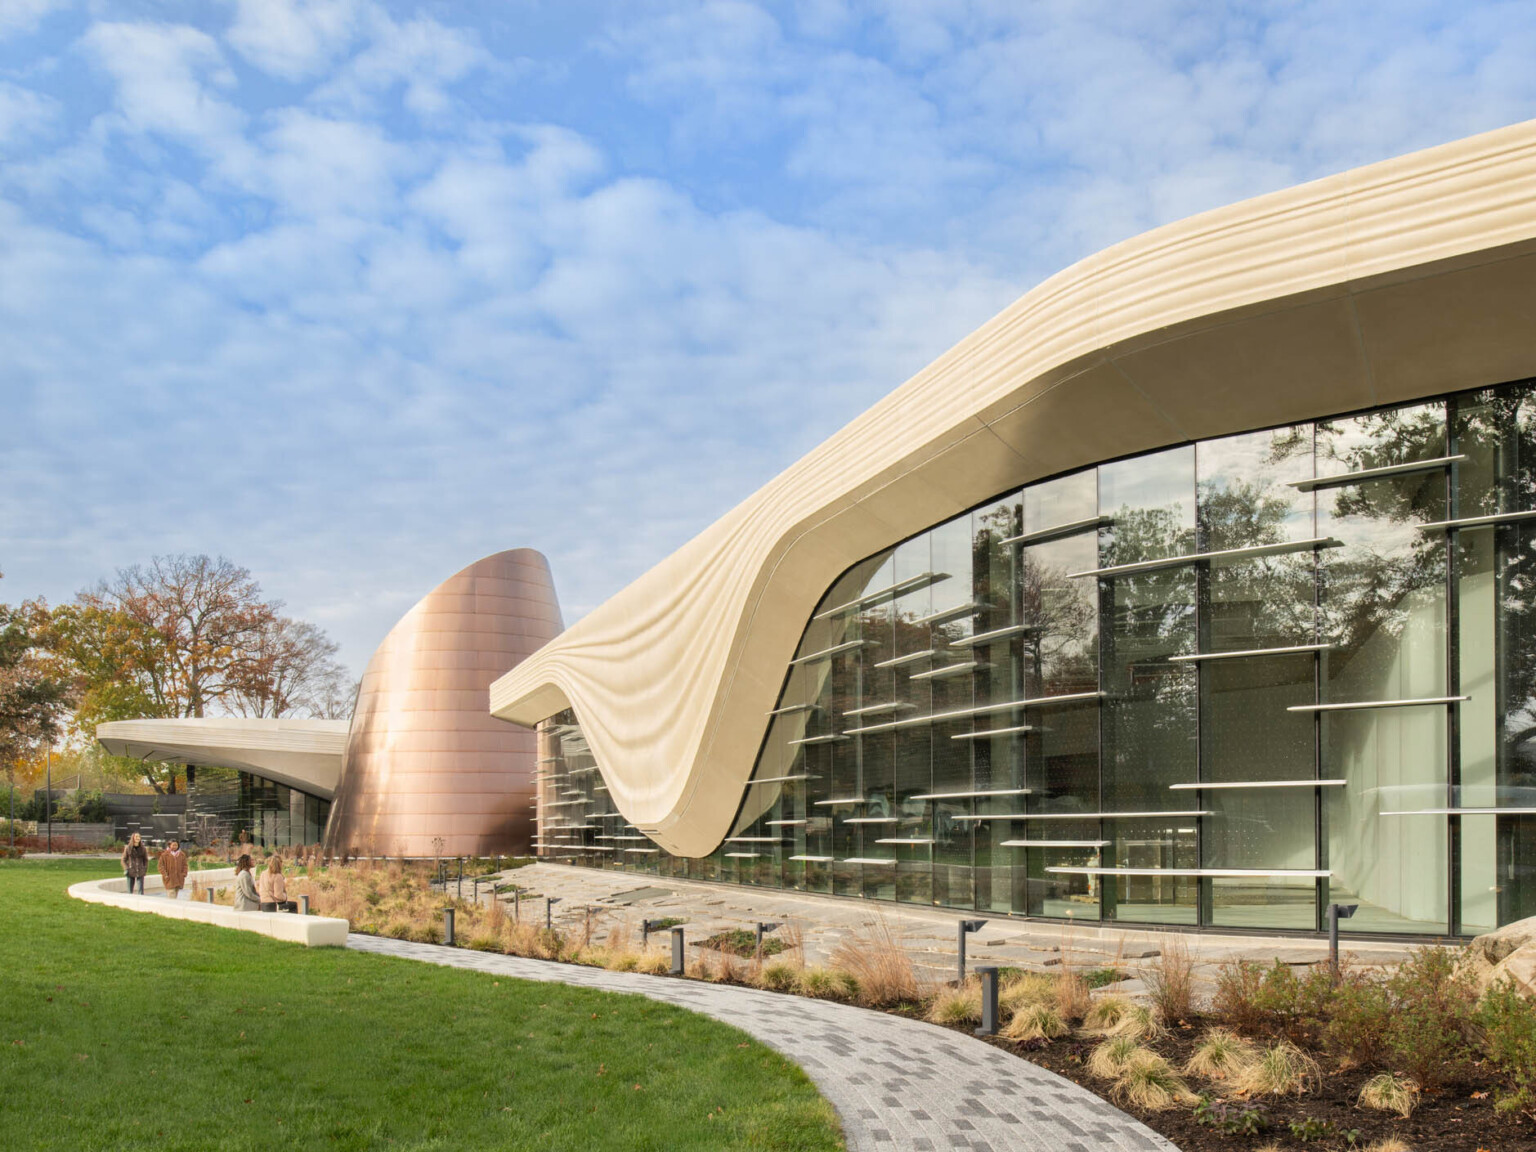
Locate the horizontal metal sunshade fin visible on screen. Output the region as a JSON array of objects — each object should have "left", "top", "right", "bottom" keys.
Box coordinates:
[
  {"left": 999, "top": 839, "right": 1109, "bottom": 848},
  {"left": 997, "top": 515, "right": 1111, "bottom": 548},
  {"left": 814, "top": 571, "right": 951, "bottom": 619},
  {"left": 911, "top": 788, "right": 1031, "bottom": 800},
  {"left": 1288, "top": 696, "right": 1468, "bottom": 712},
  {"left": 1069, "top": 537, "right": 1340, "bottom": 580},
  {"left": 1169, "top": 779, "right": 1347, "bottom": 790},
  {"left": 790, "top": 639, "right": 872, "bottom": 665},
  {"left": 950, "top": 724, "right": 1035, "bottom": 740},
  {"left": 1048, "top": 866, "right": 1330, "bottom": 877},
  {"left": 954, "top": 809, "right": 1211, "bottom": 821},
  {"left": 1168, "top": 643, "right": 1332, "bottom": 662},
  {"left": 842, "top": 690, "right": 1103, "bottom": 735},
  {"left": 1417, "top": 508, "right": 1536, "bottom": 531},
  {"left": 1379, "top": 807, "right": 1536, "bottom": 816},
  {"left": 947, "top": 623, "right": 1040, "bottom": 648},
  {"left": 1288, "top": 454, "right": 1467, "bottom": 491}
]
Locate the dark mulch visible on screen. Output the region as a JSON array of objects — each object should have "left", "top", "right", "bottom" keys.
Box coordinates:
[{"left": 956, "top": 1015, "right": 1536, "bottom": 1151}]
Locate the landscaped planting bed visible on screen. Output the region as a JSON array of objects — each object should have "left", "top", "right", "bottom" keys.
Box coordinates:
[{"left": 281, "top": 856, "right": 1536, "bottom": 1151}]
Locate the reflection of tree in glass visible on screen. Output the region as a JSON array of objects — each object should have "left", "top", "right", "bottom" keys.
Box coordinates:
[
  {"left": 1017, "top": 549, "right": 1095, "bottom": 693},
  {"left": 1198, "top": 477, "right": 1315, "bottom": 645}
]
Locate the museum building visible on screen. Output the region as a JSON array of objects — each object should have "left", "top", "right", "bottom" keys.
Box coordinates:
[{"left": 492, "top": 120, "right": 1536, "bottom": 939}]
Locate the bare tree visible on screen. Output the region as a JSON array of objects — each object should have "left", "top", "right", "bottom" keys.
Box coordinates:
[{"left": 231, "top": 616, "right": 350, "bottom": 718}]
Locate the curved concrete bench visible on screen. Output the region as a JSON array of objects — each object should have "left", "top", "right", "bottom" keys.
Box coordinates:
[{"left": 68, "top": 868, "right": 348, "bottom": 947}]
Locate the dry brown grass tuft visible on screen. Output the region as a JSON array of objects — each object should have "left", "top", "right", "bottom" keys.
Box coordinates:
[
  {"left": 999, "top": 971, "right": 1055, "bottom": 1016},
  {"left": 927, "top": 983, "right": 982, "bottom": 1025},
  {"left": 1141, "top": 935, "right": 1195, "bottom": 1022},
  {"left": 1360, "top": 1139, "right": 1411, "bottom": 1152},
  {"left": 1054, "top": 967, "right": 1092, "bottom": 1022},
  {"left": 1109, "top": 1002, "right": 1164, "bottom": 1043},
  {"left": 797, "top": 966, "right": 857, "bottom": 1001},
  {"left": 829, "top": 917, "right": 919, "bottom": 1007},
  {"left": 635, "top": 949, "right": 671, "bottom": 976},
  {"left": 1231, "top": 1040, "right": 1320, "bottom": 1097},
  {"left": 1087, "top": 1035, "right": 1143, "bottom": 1079},
  {"left": 1083, "top": 994, "right": 1135, "bottom": 1034},
  {"left": 1358, "top": 1073, "right": 1419, "bottom": 1118},
  {"left": 1109, "top": 1049, "right": 1197, "bottom": 1111},
  {"left": 1002, "top": 1003, "right": 1067, "bottom": 1043},
  {"left": 757, "top": 960, "right": 799, "bottom": 992},
  {"left": 1183, "top": 1027, "right": 1258, "bottom": 1080}
]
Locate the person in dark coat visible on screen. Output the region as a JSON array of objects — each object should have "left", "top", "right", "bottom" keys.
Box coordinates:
[{"left": 121, "top": 833, "right": 149, "bottom": 894}]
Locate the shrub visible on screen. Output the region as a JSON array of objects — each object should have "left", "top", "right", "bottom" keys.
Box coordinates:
[
  {"left": 1192, "top": 1094, "right": 1268, "bottom": 1136},
  {"left": 1003, "top": 1004, "right": 1067, "bottom": 1043},
  {"left": 1321, "top": 971, "right": 1391, "bottom": 1067},
  {"left": 1183, "top": 1027, "right": 1258, "bottom": 1080},
  {"left": 1476, "top": 979, "right": 1536, "bottom": 1115},
  {"left": 1110, "top": 1050, "right": 1196, "bottom": 1111},
  {"left": 1213, "top": 960, "right": 1267, "bottom": 1033},
  {"left": 1141, "top": 935, "right": 1195, "bottom": 1022},
  {"left": 1287, "top": 1118, "right": 1360, "bottom": 1144},
  {"left": 1379, "top": 947, "right": 1476, "bottom": 1091},
  {"left": 1082, "top": 994, "right": 1134, "bottom": 1034},
  {"left": 927, "top": 984, "right": 982, "bottom": 1025},
  {"left": 1231, "top": 1041, "right": 1319, "bottom": 1097},
  {"left": 1087, "top": 1036, "right": 1143, "bottom": 1079},
  {"left": 1358, "top": 1072, "right": 1418, "bottom": 1118}
]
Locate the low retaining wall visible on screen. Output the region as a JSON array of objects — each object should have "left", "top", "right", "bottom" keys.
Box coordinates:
[{"left": 68, "top": 868, "right": 348, "bottom": 947}]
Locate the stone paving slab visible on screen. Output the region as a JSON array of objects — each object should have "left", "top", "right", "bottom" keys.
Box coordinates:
[{"left": 348, "top": 933, "right": 1178, "bottom": 1152}]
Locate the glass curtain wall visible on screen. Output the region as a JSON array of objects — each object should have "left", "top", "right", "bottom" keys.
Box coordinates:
[{"left": 536, "top": 379, "right": 1536, "bottom": 936}]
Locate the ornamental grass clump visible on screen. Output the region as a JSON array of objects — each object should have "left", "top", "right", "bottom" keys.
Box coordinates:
[
  {"left": 1231, "top": 1040, "right": 1319, "bottom": 1097},
  {"left": 999, "top": 971, "right": 1055, "bottom": 1016},
  {"left": 1054, "top": 967, "right": 1092, "bottom": 1022},
  {"left": 1002, "top": 1003, "right": 1067, "bottom": 1043},
  {"left": 1087, "top": 1035, "right": 1143, "bottom": 1079},
  {"left": 828, "top": 918, "right": 919, "bottom": 1007},
  {"left": 1110, "top": 1050, "right": 1196, "bottom": 1112},
  {"left": 1141, "top": 935, "right": 1195, "bottom": 1023},
  {"left": 635, "top": 949, "right": 671, "bottom": 976},
  {"left": 757, "top": 960, "right": 800, "bottom": 993},
  {"left": 1082, "top": 994, "right": 1134, "bottom": 1035},
  {"left": 1183, "top": 1027, "right": 1258, "bottom": 1081},
  {"left": 797, "top": 966, "right": 856, "bottom": 1002},
  {"left": 1358, "top": 1072, "right": 1419, "bottom": 1118},
  {"left": 1109, "top": 1002, "right": 1164, "bottom": 1043},
  {"left": 927, "top": 983, "right": 982, "bottom": 1025}
]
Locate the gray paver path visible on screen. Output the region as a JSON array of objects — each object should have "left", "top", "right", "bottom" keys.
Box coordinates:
[{"left": 348, "top": 935, "right": 1178, "bottom": 1152}]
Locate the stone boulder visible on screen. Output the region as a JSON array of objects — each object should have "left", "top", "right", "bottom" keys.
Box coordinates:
[{"left": 1461, "top": 916, "right": 1536, "bottom": 994}]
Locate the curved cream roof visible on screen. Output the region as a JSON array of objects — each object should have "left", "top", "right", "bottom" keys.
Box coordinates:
[
  {"left": 490, "top": 118, "right": 1536, "bottom": 856},
  {"left": 96, "top": 717, "right": 349, "bottom": 799}
]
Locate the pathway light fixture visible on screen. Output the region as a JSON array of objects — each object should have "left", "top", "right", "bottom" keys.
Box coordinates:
[{"left": 957, "top": 919, "right": 988, "bottom": 986}]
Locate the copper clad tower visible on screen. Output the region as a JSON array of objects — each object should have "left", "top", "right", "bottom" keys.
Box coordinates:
[{"left": 325, "top": 549, "right": 562, "bottom": 856}]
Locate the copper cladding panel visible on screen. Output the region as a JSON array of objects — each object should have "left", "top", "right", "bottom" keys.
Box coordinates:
[{"left": 324, "top": 550, "right": 563, "bottom": 857}]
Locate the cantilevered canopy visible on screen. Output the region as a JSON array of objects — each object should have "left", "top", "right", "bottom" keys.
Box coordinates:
[{"left": 96, "top": 717, "right": 348, "bottom": 799}]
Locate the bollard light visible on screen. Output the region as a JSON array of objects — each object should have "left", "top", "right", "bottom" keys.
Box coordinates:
[
  {"left": 1326, "top": 903, "right": 1358, "bottom": 974},
  {"left": 975, "top": 966, "right": 1000, "bottom": 1036},
  {"left": 514, "top": 888, "right": 521, "bottom": 924},
  {"left": 755, "top": 921, "right": 780, "bottom": 958},
  {"left": 546, "top": 896, "right": 561, "bottom": 931},
  {"left": 443, "top": 907, "right": 456, "bottom": 946},
  {"left": 207, "top": 888, "right": 216, "bottom": 904},
  {"left": 957, "top": 919, "right": 988, "bottom": 986},
  {"left": 670, "top": 926, "right": 685, "bottom": 976},
  {"left": 299, "top": 894, "right": 310, "bottom": 916}
]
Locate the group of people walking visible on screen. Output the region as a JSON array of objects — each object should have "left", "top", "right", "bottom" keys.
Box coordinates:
[{"left": 120, "top": 831, "right": 298, "bottom": 912}]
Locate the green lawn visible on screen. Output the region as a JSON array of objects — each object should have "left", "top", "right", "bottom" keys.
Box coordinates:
[{"left": 0, "top": 860, "right": 844, "bottom": 1152}]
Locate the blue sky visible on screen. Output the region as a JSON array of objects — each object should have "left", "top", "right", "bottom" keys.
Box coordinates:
[{"left": 2, "top": 0, "right": 1536, "bottom": 676}]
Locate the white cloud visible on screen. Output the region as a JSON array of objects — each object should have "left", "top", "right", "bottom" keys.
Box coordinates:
[
  {"left": 0, "top": 80, "right": 57, "bottom": 146},
  {"left": 80, "top": 21, "right": 243, "bottom": 147},
  {"left": 310, "top": 14, "right": 491, "bottom": 118},
  {"left": 225, "top": 0, "right": 365, "bottom": 80},
  {"left": 0, "top": 0, "right": 65, "bottom": 40}
]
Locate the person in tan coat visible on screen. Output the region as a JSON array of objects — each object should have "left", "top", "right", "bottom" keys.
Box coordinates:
[
  {"left": 157, "top": 839, "right": 189, "bottom": 899},
  {"left": 257, "top": 854, "right": 298, "bottom": 913}
]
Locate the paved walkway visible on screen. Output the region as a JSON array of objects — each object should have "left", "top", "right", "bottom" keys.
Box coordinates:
[{"left": 348, "top": 934, "right": 1177, "bottom": 1152}]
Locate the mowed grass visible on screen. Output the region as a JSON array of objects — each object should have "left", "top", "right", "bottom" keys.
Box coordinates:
[{"left": 0, "top": 860, "right": 844, "bottom": 1152}]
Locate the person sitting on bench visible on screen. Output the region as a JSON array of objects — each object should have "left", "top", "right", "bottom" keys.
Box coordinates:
[{"left": 257, "top": 854, "right": 299, "bottom": 913}]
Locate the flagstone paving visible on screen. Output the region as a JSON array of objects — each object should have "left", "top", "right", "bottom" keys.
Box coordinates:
[{"left": 349, "top": 933, "right": 1179, "bottom": 1152}]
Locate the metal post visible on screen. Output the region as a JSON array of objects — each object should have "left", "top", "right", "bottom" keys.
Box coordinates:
[
  {"left": 45, "top": 747, "right": 51, "bottom": 854},
  {"left": 670, "top": 926, "right": 685, "bottom": 975},
  {"left": 756, "top": 921, "right": 780, "bottom": 959},
  {"left": 957, "top": 919, "right": 987, "bottom": 986},
  {"left": 457, "top": 857, "right": 463, "bottom": 900},
  {"left": 975, "top": 966, "right": 1000, "bottom": 1036},
  {"left": 443, "top": 907, "right": 455, "bottom": 946},
  {"left": 207, "top": 888, "right": 215, "bottom": 904},
  {"left": 1326, "top": 903, "right": 1357, "bottom": 974},
  {"left": 546, "top": 896, "right": 560, "bottom": 931},
  {"left": 514, "top": 888, "right": 520, "bottom": 923},
  {"left": 299, "top": 894, "right": 310, "bottom": 916},
  {"left": 473, "top": 877, "right": 480, "bottom": 906}
]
